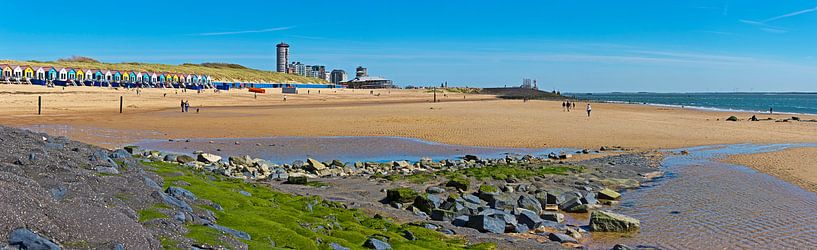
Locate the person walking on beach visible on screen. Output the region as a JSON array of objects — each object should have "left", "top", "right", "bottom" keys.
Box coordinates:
[
  {"left": 572, "top": 102, "right": 576, "bottom": 110},
  {"left": 586, "top": 103, "right": 592, "bottom": 117},
  {"left": 769, "top": 107, "right": 773, "bottom": 114},
  {"left": 283, "top": 94, "right": 287, "bottom": 102},
  {"left": 180, "top": 100, "right": 185, "bottom": 112}
]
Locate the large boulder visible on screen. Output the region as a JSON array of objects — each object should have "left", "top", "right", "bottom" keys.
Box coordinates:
[
  {"left": 197, "top": 153, "right": 222, "bottom": 164},
  {"left": 363, "top": 237, "right": 391, "bottom": 250},
  {"left": 540, "top": 212, "right": 565, "bottom": 223},
  {"left": 518, "top": 194, "right": 543, "bottom": 214},
  {"left": 547, "top": 232, "right": 578, "bottom": 244},
  {"left": 166, "top": 186, "right": 197, "bottom": 201},
  {"left": 515, "top": 208, "right": 544, "bottom": 229},
  {"left": 8, "top": 228, "right": 61, "bottom": 250},
  {"left": 412, "top": 194, "right": 442, "bottom": 214},
  {"left": 598, "top": 188, "right": 621, "bottom": 200},
  {"left": 589, "top": 211, "right": 640, "bottom": 232},
  {"left": 466, "top": 215, "right": 506, "bottom": 234},
  {"left": 208, "top": 224, "right": 251, "bottom": 240},
  {"left": 229, "top": 155, "right": 251, "bottom": 166},
  {"left": 560, "top": 197, "right": 587, "bottom": 213},
  {"left": 386, "top": 188, "right": 419, "bottom": 203},
  {"left": 445, "top": 178, "right": 469, "bottom": 191},
  {"left": 176, "top": 155, "right": 196, "bottom": 164},
  {"left": 305, "top": 158, "right": 327, "bottom": 172}
]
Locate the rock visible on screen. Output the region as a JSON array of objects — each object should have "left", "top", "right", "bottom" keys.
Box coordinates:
[
  {"left": 445, "top": 178, "right": 469, "bottom": 191},
  {"left": 513, "top": 223, "right": 530, "bottom": 233},
  {"left": 163, "top": 154, "right": 178, "bottom": 162},
  {"left": 540, "top": 212, "right": 565, "bottom": 223},
  {"left": 581, "top": 191, "right": 598, "bottom": 206},
  {"left": 155, "top": 191, "right": 192, "bottom": 212},
  {"left": 123, "top": 145, "right": 140, "bottom": 154},
  {"left": 306, "top": 158, "right": 327, "bottom": 172},
  {"left": 363, "top": 237, "right": 391, "bottom": 250},
  {"left": 8, "top": 228, "right": 61, "bottom": 250},
  {"left": 393, "top": 161, "right": 411, "bottom": 169},
  {"left": 598, "top": 188, "right": 621, "bottom": 200},
  {"left": 176, "top": 155, "right": 195, "bottom": 164},
  {"left": 143, "top": 176, "right": 162, "bottom": 190},
  {"left": 174, "top": 211, "right": 187, "bottom": 222},
  {"left": 426, "top": 186, "right": 445, "bottom": 194},
  {"left": 386, "top": 188, "right": 419, "bottom": 203},
  {"left": 286, "top": 176, "right": 308, "bottom": 185},
  {"left": 402, "top": 230, "right": 417, "bottom": 241},
  {"left": 110, "top": 149, "right": 131, "bottom": 159},
  {"left": 560, "top": 197, "right": 587, "bottom": 213},
  {"left": 463, "top": 155, "right": 480, "bottom": 162},
  {"left": 228, "top": 156, "right": 251, "bottom": 166},
  {"left": 166, "top": 186, "right": 197, "bottom": 201},
  {"left": 466, "top": 215, "right": 506, "bottom": 234},
  {"left": 329, "top": 242, "right": 350, "bottom": 250},
  {"left": 430, "top": 209, "right": 454, "bottom": 221},
  {"left": 437, "top": 228, "right": 455, "bottom": 235},
  {"left": 95, "top": 166, "right": 119, "bottom": 175},
  {"left": 239, "top": 190, "right": 252, "bottom": 197},
  {"left": 726, "top": 116, "right": 738, "bottom": 121},
  {"left": 452, "top": 215, "right": 469, "bottom": 227},
  {"left": 197, "top": 153, "right": 222, "bottom": 164},
  {"left": 515, "top": 208, "right": 545, "bottom": 229},
  {"left": 50, "top": 186, "right": 68, "bottom": 201},
  {"left": 518, "top": 194, "right": 543, "bottom": 214},
  {"left": 611, "top": 244, "right": 635, "bottom": 250},
  {"left": 547, "top": 232, "right": 578, "bottom": 244},
  {"left": 589, "top": 211, "right": 641, "bottom": 232},
  {"left": 208, "top": 224, "right": 251, "bottom": 240},
  {"left": 413, "top": 195, "right": 441, "bottom": 214}
]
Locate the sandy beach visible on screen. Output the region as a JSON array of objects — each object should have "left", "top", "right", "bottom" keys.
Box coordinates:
[
  {"left": 724, "top": 147, "right": 817, "bottom": 193},
  {"left": 1, "top": 85, "right": 816, "bottom": 150}
]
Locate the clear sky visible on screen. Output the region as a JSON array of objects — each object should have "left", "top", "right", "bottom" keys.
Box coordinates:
[{"left": 1, "top": 0, "right": 816, "bottom": 92}]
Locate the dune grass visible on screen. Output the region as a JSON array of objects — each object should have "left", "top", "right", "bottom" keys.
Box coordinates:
[
  {"left": 0, "top": 59, "right": 327, "bottom": 84},
  {"left": 145, "top": 161, "right": 492, "bottom": 250}
]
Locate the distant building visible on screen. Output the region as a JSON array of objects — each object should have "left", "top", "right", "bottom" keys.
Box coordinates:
[
  {"left": 355, "top": 66, "right": 368, "bottom": 78},
  {"left": 276, "top": 42, "right": 290, "bottom": 73},
  {"left": 345, "top": 76, "right": 395, "bottom": 89},
  {"left": 288, "top": 62, "right": 306, "bottom": 76},
  {"left": 309, "top": 65, "right": 325, "bottom": 79},
  {"left": 330, "top": 69, "right": 347, "bottom": 84}
]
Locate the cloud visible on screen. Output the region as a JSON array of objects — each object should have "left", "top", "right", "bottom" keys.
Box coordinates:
[
  {"left": 194, "top": 26, "right": 295, "bottom": 36},
  {"left": 739, "top": 19, "right": 788, "bottom": 33},
  {"left": 764, "top": 6, "right": 817, "bottom": 22}
]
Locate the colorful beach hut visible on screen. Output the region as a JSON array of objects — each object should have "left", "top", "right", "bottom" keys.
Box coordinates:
[
  {"left": 122, "top": 71, "right": 130, "bottom": 82},
  {"left": 158, "top": 73, "right": 166, "bottom": 83},
  {"left": 13, "top": 66, "right": 24, "bottom": 79},
  {"left": 103, "top": 70, "right": 112, "bottom": 82},
  {"left": 35, "top": 67, "right": 46, "bottom": 80},
  {"left": 23, "top": 66, "right": 34, "bottom": 79},
  {"left": 47, "top": 68, "right": 58, "bottom": 80},
  {"left": 83, "top": 69, "right": 93, "bottom": 81},
  {"left": 113, "top": 71, "right": 122, "bottom": 82},
  {"left": 76, "top": 69, "right": 85, "bottom": 80},
  {"left": 173, "top": 74, "right": 180, "bottom": 83},
  {"left": 67, "top": 69, "right": 77, "bottom": 80},
  {"left": 129, "top": 72, "right": 137, "bottom": 83},
  {"left": 93, "top": 70, "right": 104, "bottom": 81},
  {"left": 57, "top": 68, "right": 68, "bottom": 80},
  {"left": 141, "top": 72, "right": 150, "bottom": 83}
]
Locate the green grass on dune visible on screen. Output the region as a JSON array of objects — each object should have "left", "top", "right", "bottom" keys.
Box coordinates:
[
  {"left": 145, "top": 161, "right": 493, "bottom": 250},
  {"left": 0, "top": 59, "right": 327, "bottom": 84}
]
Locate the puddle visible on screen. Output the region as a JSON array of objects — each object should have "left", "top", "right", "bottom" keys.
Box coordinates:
[
  {"left": 134, "top": 136, "right": 578, "bottom": 164},
  {"left": 589, "top": 143, "right": 817, "bottom": 249}
]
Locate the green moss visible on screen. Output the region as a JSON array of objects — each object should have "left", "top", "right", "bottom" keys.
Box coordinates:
[
  {"left": 159, "top": 236, "right": 182, "bottom": 250},
  {"left": 386, "top": 188, "right": 420, "bottom": 203},
  {"left": 445, "top": 177, "right": 469, "bottom": 191},
  {"left": 138, "top": 206, "right": 168, "bottom": 222},
  {"left": 143, "top": 161, "right": 470, "bottom": 250},
  {"left": 446, "top": 164, "right": 583, "bottom": 181},
  {"left": 478, "top": 185, "right": 498, "bottom": 193},
  {"left": 466, "top": 242, "right": 498, "bottom": 250}
]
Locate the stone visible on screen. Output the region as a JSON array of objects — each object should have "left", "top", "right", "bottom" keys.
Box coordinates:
[
  {"left": 110, "top": 149, "right": 131, "bottom": 159},
  {"left": 123, "top": 145, "right": 140, "bottom": 154},
  {"left": 515, "top": 208, "right": 545, "bottom": 229},
  {"left": 488, "top": 194, "right": 516, "bottom": 211},
  {"left": 430, "top": 209, "right": 454, "bottom": 221},
  {"left": 598, "top": 188, "right": 621, "bottom": 200},
  {"left": 174, "top": 211, "right": 186, "bottom": 222},
  {"left": 239, "top": 190, "right": 252, "bottom": 197},
  {"left": 445, "top": 178, "right": 469, "bottom": 191},
  {"left": 176, "top": 155, "right": 195, "bottom": 164},
  {"left": 163, "top": 154, "right": 178, "bottom": 162},
  {"left": 452, "top": 215, "right": 469, "bottom": 227},
  {"left": 463, "top": 155, "right": 480, "bottom": 161},
  {"left": 589, "top": 210, "right": 641, "bottom": 232},
  {"left": 155, "top": 191, "right": 192, "bottom": 212},
  {"left": 513, "top": 223, "right": 530, "bottom": 233},
  {"left": 229, "top": 156, "right": 251, "bottom": 166},
  {"left": 166, "top": 186, "right": 197, "bottom": 201},
  {"left": 143, "top": 176, "right": 162, "bottom": 190},
  {"left": 386, "top": 188, "right": 419, "bottom": 203},
  {"left": 540, "top": 212, "right": 565, "bottom": 223},
  {"left": 329, "top": 242, "right": 350, "bottom": 250},
  {"left": 363, "top": 237, "right": 391, "bottom": 250},
  {"left": 306, "top": 158, "right": 327, "bottom": 172},
  {"left": 287, "top": 176, "right": 308, "bottom": 185},
  {"left": 8, "top": 228, "right": 61, "bottom": 250},
  {"left": 208, "top": 224, "right": 251, "bottom": 240},
  {"left": 437, "top": 228, "right": 455, "bottom": 235},
  {"left": 611, "top": 244, "right": 635, "bottom": 250},
  {"left": 547, "top": 232, "right": 578, "bottom": 244},
  {"left": 197, "top": 153, "right": 222, "bottom": 164},
  {"left": 560, "top": 197, "right": 586, "bottom": 213},
  {"left": 393, "top": 161, "right": 411, "bottom": 169},
  {"left": 50, "top": 186, "right": 68, "bottom": 201},
  {"left": 466, "top": 215, "right": 506, "bottom": 234},
  {"left": 95, "top": 166, "right": 119, "bottom": 175},
  {"left": 518, "top": 194, "right": 543, "bottom": 214},
  {"left": 426, "top": 186, "right": 445, "bottom": 194},
  {"left": 582, "top": 191, "right": 599, "bottom": 206},
  {"left": 413, "top": 195, "right": 442, "bottom": 214},
  {"left": 462, "top": 194, "right": 482, "bottom": 204}
]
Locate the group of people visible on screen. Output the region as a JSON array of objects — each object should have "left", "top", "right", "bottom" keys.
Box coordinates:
[
  {"left": 562, "top": 100, "right": 592, "bottom": 117},
  {"left": 180, "top": 100, "right": 191, "bottom": 113}
]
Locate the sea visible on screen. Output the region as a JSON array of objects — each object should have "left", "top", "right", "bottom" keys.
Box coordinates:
[{"left": 568, "top": 92, "right": 817, "bottom": 115}]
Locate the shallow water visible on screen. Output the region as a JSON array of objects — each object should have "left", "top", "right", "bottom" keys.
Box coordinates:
[
  {"left": 590, "top": 143, "right": 817, "bottom": 249},
  {"left": 135, "top": 136, "right": 578, "bottom": 164}
]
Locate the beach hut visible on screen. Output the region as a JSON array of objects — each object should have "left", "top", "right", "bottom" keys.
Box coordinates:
[
  {"left": 140, "top": 72, "right": 150, "bottom": 83},
  {"left": 122, "top": 71, "right": 130, "bottom": 82},
  {"left": 23, "top": 66, "right": 34, "bottom": 79},
  {"left": 200, "top": 75, "right": 209, "bottom": 84},
  {"left": 173, "top": 74, "right": 180, "bottom": 83},
  {"left": 2, "top": 65, "right": 12, "bottom": 79},
  {"left": 113, "top": 71, "right": 122, "bottom": 82},
  {"left": 75, "top": 69, "right": 85, "bottom": 81},
  {"left": 35, "top": 67, "right": 46, "bottom": 80},
  {"left": 46, "top": 67, "right": 57, "bottom": 80},
  {"left": 191, "top": 74, "right": 199, "bottom": 84},
  {"left": 103, "top": 70, "right": 113, "bottom": 82},
  {"left": 164, "top": 73, "right": 172, "bottom": 83},
  {"left": 128, "top": 72, "right": 137, "bottom": 83},
  {"left": 67, "top": 69, "right": 77, "bottom": 80},
  {"left": 13, "top": 66, "right": 24, "bottom": 79},
  {"left": 158, "top": 73, "right": 166, "bottom": 84},
  {"left": 83, "top": 69, "right": 93, "bottom": 81},
  {"left": 57, "top": 68, "right": 68, "bottom": 80},
  {"left": 0, "top": 65, "right": 5, "bottom": 79},
  {"left": 93, "top": 70, "right": 104, "bottom": 81},
  {"left": 150, "top": 73, "right": 158, "bottom": 83}
]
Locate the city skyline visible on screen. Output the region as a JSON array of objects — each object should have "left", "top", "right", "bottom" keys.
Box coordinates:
[{"left": 1, "top": 0, "right": 816, "bottom": 92}]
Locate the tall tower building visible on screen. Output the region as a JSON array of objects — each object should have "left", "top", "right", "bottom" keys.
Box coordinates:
[
  {"left": 330, "top": 69, "right": 347, "bottom": 84},
  {"left": 355, "top": 66, "right": 368, "bottom": 78},
  {"left": 276, "top": 42, "right": 290, "bottom": 73}
]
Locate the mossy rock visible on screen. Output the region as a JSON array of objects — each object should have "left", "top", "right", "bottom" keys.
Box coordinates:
[
  {"left": 176, "top": 155, "right": 195, "bottom": 164},
  {"left": 446, "top": 178, "right": 469, "bottom": 191},
  {"left": 478, "top": 184, "right": 498, "bottom": 194},
  {"left": 726, "top": 116, "right": 738, "bottom": 121},
  {"left": 286, "top": 176, "right": 308, "bottom": 185},
  {"left": 387, "top": 188, "right": 419, "bottom": 203}
]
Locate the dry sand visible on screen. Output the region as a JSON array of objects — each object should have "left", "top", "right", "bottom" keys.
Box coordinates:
[
  {"left": 724, "top": 147, "right": 817, "bottom": 194},
  {"left": 1, "top": 85, "right": 816, "bottom": 151}
]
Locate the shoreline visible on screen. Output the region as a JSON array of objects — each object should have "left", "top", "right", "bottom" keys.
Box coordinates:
[{"left": 723, "top": 146, "right": 817, "bottom": 194}]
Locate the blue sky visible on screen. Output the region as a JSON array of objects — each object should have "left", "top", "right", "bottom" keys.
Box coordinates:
[{"left": 1, "top": 0, "right": 816, "bottom": 92}]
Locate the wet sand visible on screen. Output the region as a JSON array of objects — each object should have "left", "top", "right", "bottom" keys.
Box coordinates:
[
  {"left": 724, "top": 147, "right": 817, "bottom": 194},
  {"left": 2, "top": 85, "right": 816, "bottom": 150}
]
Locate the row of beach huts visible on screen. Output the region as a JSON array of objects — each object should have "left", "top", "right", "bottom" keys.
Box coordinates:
[{"left": 0, "top": 64, "right": 213, "bottom": 89}]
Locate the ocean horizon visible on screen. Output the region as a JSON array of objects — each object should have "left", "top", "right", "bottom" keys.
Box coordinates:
[{"left": 568, "top": 92, "right": 817, "bottom": 115}]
